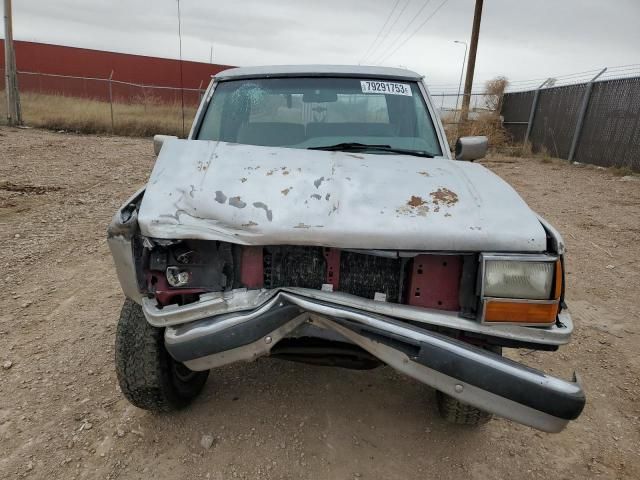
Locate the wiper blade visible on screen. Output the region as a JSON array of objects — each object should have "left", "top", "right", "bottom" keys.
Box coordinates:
[
  {"left": 308, "top": 142, "right": 389, "bottom": 151},
  {"left": 308, "top": 142, "right": 435, "bottom": 158}
]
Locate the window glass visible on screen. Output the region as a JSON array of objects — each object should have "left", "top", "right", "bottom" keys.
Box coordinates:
[{"left": 197, "top": 77, "right": 442, "bottom": 156}]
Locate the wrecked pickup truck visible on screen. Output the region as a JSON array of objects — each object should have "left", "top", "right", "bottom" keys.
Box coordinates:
[{"left": 108, "top": 65, "right": 585, "bottom": 432}]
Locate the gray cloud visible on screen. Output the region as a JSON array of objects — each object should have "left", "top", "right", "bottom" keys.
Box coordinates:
[{"left": 7, "top": 0, "right": 640, "bottom": 89}]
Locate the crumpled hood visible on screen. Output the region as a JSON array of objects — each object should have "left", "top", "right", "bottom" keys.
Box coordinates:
[{"left": 138, "top": 139, "right": 547, "bottom": 252}]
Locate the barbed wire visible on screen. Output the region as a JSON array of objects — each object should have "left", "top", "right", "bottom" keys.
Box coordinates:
[{"left": 428, "top": 63, "right": 640, "bottom": 95}]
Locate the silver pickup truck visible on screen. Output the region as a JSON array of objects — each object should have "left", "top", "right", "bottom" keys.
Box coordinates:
[{"left": 108, "top": 65, "right": 585, "bottom": 433}]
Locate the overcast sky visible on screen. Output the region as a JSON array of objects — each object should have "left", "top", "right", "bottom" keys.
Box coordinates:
[{"left": 7, "top": 0, "right": 640, "bottom": 89}]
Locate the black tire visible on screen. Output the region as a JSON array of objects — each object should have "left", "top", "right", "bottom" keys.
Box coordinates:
[
  {"left": 435, "top": 344, "right": 501, "bottom": 426},
  {"left": 115, "top": 298, "right": 209, "bottom": 411},
  {"left": 436, "top": 391, "right": 493, "bottom": 426}
]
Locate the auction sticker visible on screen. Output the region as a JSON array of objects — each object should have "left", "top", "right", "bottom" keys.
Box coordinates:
[{"left": 360, "top": 80, "right": 412, "bottom": 96}]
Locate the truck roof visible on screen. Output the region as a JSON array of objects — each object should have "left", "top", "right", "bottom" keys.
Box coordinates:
[{"left": 214, "top": 65, "right": 423, "bottom": 82}]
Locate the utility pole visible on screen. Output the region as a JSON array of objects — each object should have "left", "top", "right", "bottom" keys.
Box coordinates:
[
  {"left": 3, "top": 0, "right": 22, "bottom": 126},
  {"left": 461, "top": 0, "right": 483, "bottom": 121}
]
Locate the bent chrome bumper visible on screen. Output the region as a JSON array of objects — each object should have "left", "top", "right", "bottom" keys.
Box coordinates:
[
  {"left": 145, "top": 287, "right": 573, "bottom": 346},
  {"left": 164, "top": 292, "right": 585, "bottom": 433}
]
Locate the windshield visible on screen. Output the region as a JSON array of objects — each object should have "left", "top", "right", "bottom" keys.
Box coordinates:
[{"left": 196, "top": 77, "right": 443, "bottom": 156}]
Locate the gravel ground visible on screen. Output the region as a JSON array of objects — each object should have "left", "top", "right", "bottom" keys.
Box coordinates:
[{"left": 1, "top": 126, "right": 639, "bottom": 480}]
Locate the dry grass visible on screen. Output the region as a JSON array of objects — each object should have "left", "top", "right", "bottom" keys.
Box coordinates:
[
  {"left": 0, "top": 91, "right": 196, "bottom": 137},
  {"left": 443, "top": 111, "right": 510, "bottom": 150},
  {"left": 483, "top": 76, "right": 509, "bottom": 111},
  {"left": 609, "top": 165, "right": 637, "bottom": 177}
]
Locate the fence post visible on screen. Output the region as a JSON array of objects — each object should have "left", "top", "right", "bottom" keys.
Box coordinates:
[
  {"left": 108, "top": 70, "right": 114, "bottom": 133},
  {"left": 524, "top": 78, "right": 552, "bottom": 145},
  {"left": 567, "top": 68, "right": 607, "bottom": 163},
  {"left": 197, "top": 80, "right": 204, "bottom": 102}
]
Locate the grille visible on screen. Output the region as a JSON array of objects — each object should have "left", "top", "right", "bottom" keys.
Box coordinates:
[
  {"left": 263, "top": 246, "right": 404, "bottom": 302},
  {"left": 263, "top": 246, "right": 325, "bottom": 289},
  {"left": 339, "top": 251, "right": 403, "bottom": 301}
]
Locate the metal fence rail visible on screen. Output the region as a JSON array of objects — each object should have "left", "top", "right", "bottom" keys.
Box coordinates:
[
  {"left": 1, "top": 68, "right": 207, "bottom": 135},
  {"left": 501, "top": 72, "right": 640, "bottom": 171},
  {"left": 14, "top": 70, "right": 207, "bottom": 104}
]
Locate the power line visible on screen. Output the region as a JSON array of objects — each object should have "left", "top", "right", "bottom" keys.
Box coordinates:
[
  {"left": 358, "top": 0, "right": 402, "bottom": 65},
  {"left": 378, "top": 0, "right": 451, "bottom": 65},
  {"left": 367, "top": 0, "right": 412, "bottom": 64},
  {"left": 370, "top": 0, "right": 433, "bottom": 65},
  {"left": 429, "top": 63, "right": 640, "bottom": 95}
]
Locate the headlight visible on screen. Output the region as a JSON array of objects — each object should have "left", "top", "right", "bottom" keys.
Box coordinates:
[
  {"left": 481, "top": 255, "right": 562, "bottom": 325},
  {"left": 483, "top": 259, "right": 555, "bottom": 299}
]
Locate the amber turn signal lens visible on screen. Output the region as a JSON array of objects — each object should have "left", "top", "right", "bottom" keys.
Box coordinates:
[
  {"left": 485, "top": 300, "right": 559, "bottom": 324},
  {"left": 553, "top": 259, "right": 563, "bottom": 300}
]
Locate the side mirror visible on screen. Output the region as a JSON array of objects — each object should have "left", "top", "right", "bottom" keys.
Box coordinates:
[
  {"left": 455, "top": 136, "right": 488, "bottom": 161},
  {"left": 153, "top": 134, "right": 178, "bottom": 155}
]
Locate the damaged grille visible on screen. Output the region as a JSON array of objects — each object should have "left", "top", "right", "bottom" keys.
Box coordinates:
[
  {"left": 263, "top": 246, "right": 404, "bottom": 302},
  {"left": 264, "top": 246, "right": 326, "bottom": 290},
  {"left": 146, "top": 240, "right": 474, "bottom": 314},
  {"left": 339, "top": 251, "right": 403, "bottom": 302}
]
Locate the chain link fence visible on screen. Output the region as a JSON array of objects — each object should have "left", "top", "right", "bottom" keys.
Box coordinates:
[
  {"left": 1, "top": 69, "right": 207, "bottom": 136},
  {"left": 501, "top": 66, "right": 640, "bottom": 171},
  {"left": 8, "top": 65, "right": 638, "bottom": 170},
  {"left": 3, "top": 68, "right": 500, "bottom": 139}
]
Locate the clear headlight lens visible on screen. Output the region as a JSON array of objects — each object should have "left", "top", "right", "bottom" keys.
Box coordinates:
[{"left": 483, "top": 259, "right": 554, "bottom": 300}]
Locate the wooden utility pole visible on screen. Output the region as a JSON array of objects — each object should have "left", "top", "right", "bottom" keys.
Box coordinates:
[
  {"left": 3, "top": 0, "right": 22, "bottom": 126},
  {"left": 461, "top": 0, "right": 483, "bottom": 120}
]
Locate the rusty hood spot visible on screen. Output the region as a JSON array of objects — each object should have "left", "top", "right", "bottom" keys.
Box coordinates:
[
  {"left": 430, "top": 188, "right": 459, "bottom": 206},
  {"left": 281, "top": 187, "right": 292, "bottom": 196},
  {"left": 407, "top": 195, "right": 426, "bottom": 207}
]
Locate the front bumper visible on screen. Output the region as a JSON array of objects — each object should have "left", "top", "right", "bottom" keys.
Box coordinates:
[
  {"left": 163, "top": 291, "right": 585, "bottom": 433},
  {"left": 144, "top": 287, "right": 573, "bottom": 346}
]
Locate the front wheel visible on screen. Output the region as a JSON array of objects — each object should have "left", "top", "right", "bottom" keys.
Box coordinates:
[
  {"left": 435, "top": 344, "right": 501, "bottom": 426},
  {"left": 436, "top": 391, "right": 492, "bottom": 426},
  {"left": 115, "top": 299, "right": 209, "bottom": 411}
]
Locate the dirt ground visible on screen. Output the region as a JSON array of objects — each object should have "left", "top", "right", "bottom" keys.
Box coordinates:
[{"left": 1, "top": 126, "right": 639, "bottom": 480}]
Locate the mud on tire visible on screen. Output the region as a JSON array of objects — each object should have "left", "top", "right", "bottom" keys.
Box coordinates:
[{"left": 115, "top": 299, "right": 209, "bottom": 411}]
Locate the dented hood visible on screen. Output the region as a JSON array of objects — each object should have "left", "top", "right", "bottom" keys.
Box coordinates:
[{"left": 138, "top": 140, "right": 547, "bottom": 252}]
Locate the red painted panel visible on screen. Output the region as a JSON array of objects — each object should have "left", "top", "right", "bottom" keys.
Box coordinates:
[
  {"left": 0, "top": 40, "right": 235, "bottom": 104},
  {"left": 241, "top": 247, "right": 264, "bottom": 289},
  {"left": 148, "top": 272, "right": 205, "bottom": 307},
  {"left": 406, "top": 255, "right": 461, "bottom": 311},
  {"left": 324, "top": 248, "right": 341, "bottom": 290}
]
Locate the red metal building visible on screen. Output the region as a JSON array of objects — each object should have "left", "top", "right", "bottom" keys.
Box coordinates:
[{"left": 0, "top": 40, "right": 234, "bottom": 104}]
